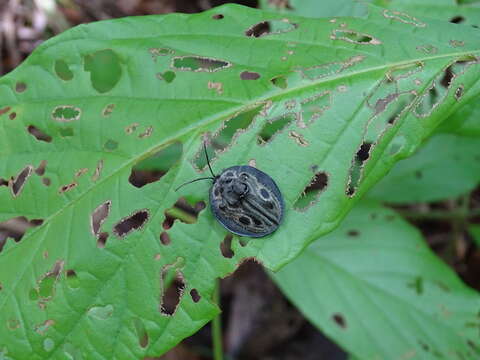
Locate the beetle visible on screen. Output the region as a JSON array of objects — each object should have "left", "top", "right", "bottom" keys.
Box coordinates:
[{"left": 176, "top": 143, "right": 284, "bottom": 237}]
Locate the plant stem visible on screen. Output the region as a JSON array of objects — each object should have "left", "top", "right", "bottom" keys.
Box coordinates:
[{"left": 212, "top": 279, "right": 223, "bottom": 360}]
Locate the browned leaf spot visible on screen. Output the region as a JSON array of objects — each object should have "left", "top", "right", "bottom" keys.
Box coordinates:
[
  {"left": 27, "top": 125, "right": 52, "bottom": 143},
  {"left": 74, "top": 168, "right": 88, "bottom": 178},
  {"left": 42, "top": 178, "right": 51, "bottom": 187},
  {"left": 294, "top": 171, "right": 328, "bottom": 210},
  {"left": 149, "top": 47, "right": 174, "bottom": 61},
  {"left": 455, "top": 85, "right": 464, "bottom": 100},
  {"left": 190, "top": 289, "right": 201, "bottom": 303},
  {"left": 208, "top": 81, "right": 224, "bottom": 95},
  {"left": 160, "top": 264, "right": 185, "bottom": 316},
  {"left": 162, "top": 199, "right": 206, "bottom": 230},
  {"left": 416, "top": 44, "right": 437, "bottom": 54},
  {"left": 346, "top": 142, "right": 371, "bottom": 197},
  {"left": 129, "top": 141, "right": 182, "bottom": 188},
  {"left": 133, "top": 318, "right": 149, "bottom": 348},
  {"left": 34, "top": 319, "right": 55, "bottom": 335},
  {"left": 245, "top": 19, "right": 298, "bottom": 37},
  {"left": 91, "top": 160, "right": 104, "bottom": 182},
  {"left": 160, "top": 231, "right": 170, "bottom": 245},
  {"left": 332, "top": 313, "right": 347, "bottom": 329},
  {"left": 15, "top": 82, "right": 27, "bottom": 93},
  {"left": 102, "top": 104, "right": 115, "bottom": 117},
  {"left": 138, "top": 126, "right": 153, "bottom": 138},
  {"left": 288, "top": 131, "right": 308, "bottom": 146},
  {"left": 331, "top": 29, "right": 381, "bottom": 45},
  {"left": 7, "top": 319, "right": 20, "bottom": 330},
  {"left": 240, "top": 71, "right": 260, "bottom": 80},
  {"left": 58, "top": 182, "right": 78, "bottom": 194},
  {"left": 11, "top": 165, "right": 33, "bottom": 197},
  {"left": 220, "top": 234, "right": 234, "bottom": 258},
  {"left": 156, "top": 71, "right": 176, "bottom": 83},
  {"left": 0, "top": 106, "right": 11, "bottom": 116},
  {"left": 257, "top": 113, "right": 296, "bottom": 146},
  {"left": 35, "top": 160, "right": 47, "bottom": 176},
  {"left": 0, "top": 216, "right": 44, "bottom": 252},
  {"left": 91, "top": 201, "right": 111, "bottom": 238},
  {"left": 450, "top": 39, "right": 465, "bottom": 47},
  {"left": 172, "top": 56, "right": 231, "bottom": 72},
  {"left": 194, "top": 105, "right": 263, "bottom": 170},
  {"left": 347, "top": 230, "right": 359, "bottom": 237},
  {"left": 125, "top": 122, "right": 139, "bottom": 135},
  {"left": 9, "top": 112, "right": 17, "bottom": 120},
  {"left": 212, "top": 14, "right": 224, "bottom": 19},
  {"left": 113, "top": 209, "right": 150, "bottom": 238}
]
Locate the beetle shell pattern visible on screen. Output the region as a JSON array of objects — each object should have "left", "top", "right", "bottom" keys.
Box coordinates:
[{"left": 210, "top": 165, "right": 284, "bottom": 237}]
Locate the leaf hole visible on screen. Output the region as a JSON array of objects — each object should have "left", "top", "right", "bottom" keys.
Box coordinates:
[
  {"left": 212, "top": 14, "right": 224, "bottom": 20},
  {"left": 42, "top": 178, "right": 51, "bottom": 186},
  {"left": 51, "top": 105, "right": 81, "bottom": 122},
  {"left": 347, "top": 230, "right": 359, "bottom": 237},
  {"left": 91, "top": 200, "right": 111, "bottom": 238},
  {"left": 102, "top": 104, "right": 115, "bottom": 117},
  {"left": 160, "top": 231, "right": 171, "bottom": 245},
  {"left": 194, "top": 105, "right": 263, "bottom": 170},
  {"left": 133, "top": 318, "right": 149, "bottom": 348},
  {"left": 220, "top": 234, "right": 234, "bottom": 258},
  {"left": 27, "top": 125, "right": 52, "bottom": 143},
  {"left": 300, "top": 91, "right": 331, "bottom": 127},
  {"left": 172, "top": 56, "right": 231, "bottom": 72},
  {"left": 0, "top": 216, "right": 44, "bottom": 252},
  {"left": 97, "top": 232, "right": 108, "bottom": 248},
  {"left": 245, "top": 19, "right": 298, "bottom": 37},
  {"left": 9, "top": 112, "right": 16, "bottom": 120},
  {"left": 332, "top": 313, "right": 347, "bottom": 329},
  {"left": 163, "top": 198, "right": 206, "bottom": 229},
  {"left": 450, "top": 16, "right": 465, "bottom": 24},
  {"left": 346, "top": 142, "right": 372, "bottom": 197},
  {"left": 15, "top": 82, "right": 27, "bottom": 93},
  {"left": 55, "top": 60, "right": 74, "bottom": 81},
  {"left": 92, "top": 159, "right": 104, "bottom": 182},
  {"left": 331, "top": 29, "right": 381, "bottom": 45},
  {"left": 35, "top": 160, "right": 47, "bottom": 176},
  {"left": 240, "top": 71, "right": 260, "bottom": 80},
  {"left": 35, "top": 260, "right": 64, "bottom": 304},
  {"left": 271, "top": 75, "right": 287, "bottom": 89},
  {"left": 383, "top": 9, "right": 426, "bottom": 27},
  {"left": 113, "top": 209, "right": 150, "bottom": 238},
  {"left": 160, "top": 265, "right": 185, "bottom": 316},
  {"left": 58, "top": 182, "right": 78, "bottom": 194},
  {"left": 257, "top": 113, "right": 296, "bottom": 145},
  {"left": 129, "top": 142, "right": 182, "bottom": 188},
  {"left": 156, "top": 70, "right": 176, "bottom": 83},
  {"left": 294, "top": 171, "right": 328, "bottom": 210},
  {"left": 11, "top": 165, "right": 33, "bottom": 197},
  {"left": 190, "top": 288, "right": 201, "bottom": 303},
  {"left": 34, "top": 319, "right": 55, "bottom": 335},
  {"left": 84, "top": 49, "right": 122, "bottom": 93},
  {"left": 65, "top": 269, "right": 80, "bottom": 289}
]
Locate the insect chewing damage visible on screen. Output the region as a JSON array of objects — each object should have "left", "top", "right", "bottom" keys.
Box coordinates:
[
  {"left": 299, "top": 91, "right": 332, "bottom": 128},
  {"left": 30, "top": 260, "right": 64, "bottom": 309},
  {"left": 112, "top": 209, "right": 150, "bottom": 238},
  {"left": 51, "top": 105, "right": 81, "bottom": 122},
  {"left": 9, "top": 165, "right": 34, "bottom": 197},
  {"left": 330, "top": 29, "right": 381, "bottom": 45},
  {"left": 294, "top": 170, "right": 329, "bottom": 211},
  {"left": 346, "top": 142, "right": 371, "bottom": 197},
  {"left": 133, "top": 318, "right": 149, "bottom": 348},
  {"left": 257, "top": 112, "right": 297, "bottom": 145},
  {"left": 129, "top": 141, "right": 183, "bottom": 188},
  {"left": 91, "top": 200, "right": 111, "bottom": 248},
  {"left": 28, "top": 125, "right": 52, "bottom": 143},
  {"left": 159, "top": 260, "right": 186, "bottom": 316},
  {"left": 171, "top": 55, "right": 231, "bottom": 72},
  {"left": 220, "top": 233, "right": 234, "bottom": 258},
  {"left": 34, "top": 319, "right": 55, "bottom": 335},
  {"left": 245, "top": 19, "right": 298, "bottom": 38},
  {"left": 194, "top": 105, "right": 263, "bottom": 171},
  {"left": 382, "top": 9, "right": 426, "bottom": 27},
  {"left": 296, "top": 55, "right": 365, "bottom": 81},
  {"left": 414, "top": 56, "right": 480, "bottom": 118},
  {"left": 0, "top": 217, "right": 43, "bottom": 253}
]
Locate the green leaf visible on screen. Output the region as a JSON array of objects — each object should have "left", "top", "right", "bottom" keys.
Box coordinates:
[
  {"left": 260, "top": 0, "right": 480, "bottom": 26},
  {"left": 368, "top": 134, "right": 480, "bottom": 203},
  {"left": 273, "top": 201, "right": 480, "bottom": 360},
  {"left": 469, "top": 225, "right": 480, "bottom": 247},
  {"left": 1, "top": 3, "right": 480, "bottom": 358},
  {"left": 438, "top": 98, "right": 480, "bottom": 136}
]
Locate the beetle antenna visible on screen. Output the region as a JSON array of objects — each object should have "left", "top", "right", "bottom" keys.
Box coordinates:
[
  {"left": 175, "top": 177, "right": 214, "bottom": 192},
  {"left": 204, "top": 142, "right": 216, "bottom": 178}
]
